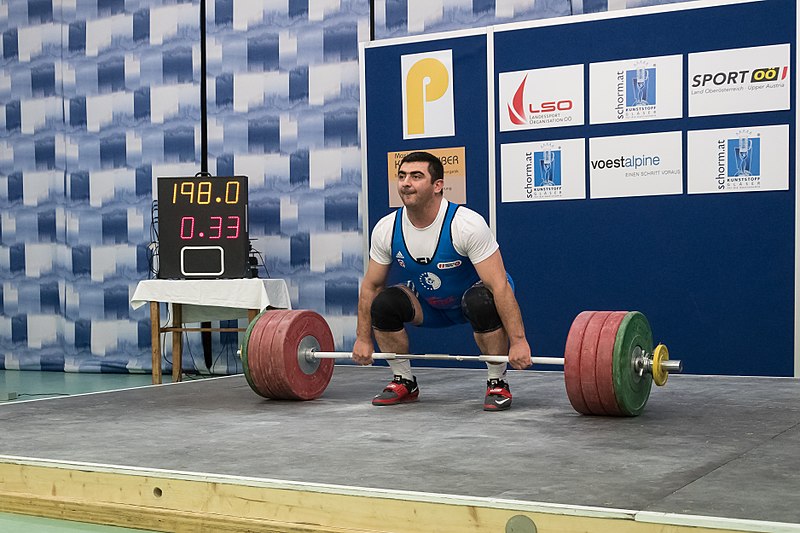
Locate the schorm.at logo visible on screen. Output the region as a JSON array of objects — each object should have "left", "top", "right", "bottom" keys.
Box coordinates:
[{"left": 728, "top": 131, "right": 760, "bottom": 178}]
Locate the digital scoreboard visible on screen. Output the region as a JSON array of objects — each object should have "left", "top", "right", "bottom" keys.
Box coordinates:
[{"left": 156, "top": 176, "right": 249, "bottom": 279}]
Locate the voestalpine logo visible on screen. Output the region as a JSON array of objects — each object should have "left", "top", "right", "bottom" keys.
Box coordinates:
[
  {"left": 499, "top": 65, "right": 584, "bottom": 132},
  {"left": 588, "top": 131, "right": 683, "bottom": 199},
  {"left": 401, "top": 50, "right": 455, "bottom": 140}
]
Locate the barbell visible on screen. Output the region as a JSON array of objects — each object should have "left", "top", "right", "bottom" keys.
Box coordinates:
[{"left": 240, "top": 309, "right": 682, "bottom": 416}]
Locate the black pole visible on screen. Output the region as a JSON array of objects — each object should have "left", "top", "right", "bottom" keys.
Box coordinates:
[
  {"left": 199, "top": 0, "right": 213, "bottom": 371},
  {"left": 369, "top": 0, "right": 375, "bottom": 40}
]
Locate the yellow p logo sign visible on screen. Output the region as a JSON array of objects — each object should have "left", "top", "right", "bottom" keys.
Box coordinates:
[
  {"left": 406, "top": 59, "right": 449, "bottom": 135},
  {"left": 401, "top": 50, "right": 455, "bottom": 139}
]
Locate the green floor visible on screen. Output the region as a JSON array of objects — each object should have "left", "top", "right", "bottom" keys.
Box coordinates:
[
  {"left": 0, "top": 370, "right": 166, "bottom": 402},
  {"left": 0, "top": 513, "right": 155, "bottom": 533},
  {"left": 0, "top": 369, "right": 184, "bottom": 532}
]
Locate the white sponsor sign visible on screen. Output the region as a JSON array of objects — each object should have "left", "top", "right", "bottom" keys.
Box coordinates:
[
  {"left": 688, "top": 44, "right": 790, "bottom": 117},
  {"left": 500, "top": 138, "right": 586, "bottom": 202},
  {"left": 687, "top": 124, "right": 789, "bottom": 194},
  {"left": 589, "top": 55, "right": 683, "bottom": 124},
  {"left": 589, "top": 131, "right": 683, "bottom": 199},
  {"left": 401, "top": 50, "right": 455, "bottom": 139},
  {"left": 498, "top": 64, "right": 584, "bottom": 131}
]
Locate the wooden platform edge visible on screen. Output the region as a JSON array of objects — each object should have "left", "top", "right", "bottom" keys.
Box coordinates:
[{"left": 0, "top": 458, "right": 794, "bottom": 533}]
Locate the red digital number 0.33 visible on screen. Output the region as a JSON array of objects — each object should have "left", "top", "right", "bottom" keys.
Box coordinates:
[{"left": 180, "top": 216, "right": 240, "bottom": 239}]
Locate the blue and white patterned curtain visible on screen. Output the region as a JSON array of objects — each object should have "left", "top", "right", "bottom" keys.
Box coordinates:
[{"left": 1, "top": 0, "right": 690, "bottom": 374}]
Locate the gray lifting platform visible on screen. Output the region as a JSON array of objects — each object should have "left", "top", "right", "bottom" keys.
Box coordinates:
[{"left": 0, "top": 367, "right": 798, "bottom": 533}]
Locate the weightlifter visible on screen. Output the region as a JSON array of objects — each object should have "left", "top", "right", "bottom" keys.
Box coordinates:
[{"left": 352, "top": 151, "right": 532, "bottom": 411}]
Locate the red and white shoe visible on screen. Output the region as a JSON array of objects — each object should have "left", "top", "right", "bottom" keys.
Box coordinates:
[
  {"left": 484, "top": 378, "right": 512, "bottom": 411},
  {"left": 372, "top": 375, "right": 419, "bottom": 406}
]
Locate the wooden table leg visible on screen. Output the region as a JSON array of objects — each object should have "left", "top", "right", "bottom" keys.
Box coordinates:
[
  {"left": 150, "top": 301, "right": 161, "bottom": 385},
  {"left": 172, "top": 303, "right": 183, "bottom": 383},
  {"left": 248, "top": 309, "right": 258, "bottom": 323}
]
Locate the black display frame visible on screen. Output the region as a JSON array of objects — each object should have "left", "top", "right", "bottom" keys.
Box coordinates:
[{"left": 156, "top": 175, "right": 249, "bottom": 279}]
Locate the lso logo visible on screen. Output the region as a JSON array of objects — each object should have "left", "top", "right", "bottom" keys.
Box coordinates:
[{"left": 727, "top": 131, "right": 760, "bottom": 177}]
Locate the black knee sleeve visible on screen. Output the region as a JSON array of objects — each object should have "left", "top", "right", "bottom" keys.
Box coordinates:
[
  {"left": 371, "top": 287, "right": 415, "bottom": 332},
  {"left": 461, "top": 284, "right": 503, "bottom": 333}
]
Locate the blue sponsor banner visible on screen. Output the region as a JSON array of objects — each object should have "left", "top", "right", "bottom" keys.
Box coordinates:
[
  {"left": 494, "top": 0, "right": 795, "bottom": 376},
  {"left": 361, "top": 0, "right": 795, "bottom": 376}
]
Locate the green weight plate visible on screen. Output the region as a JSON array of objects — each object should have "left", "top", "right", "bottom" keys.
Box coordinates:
[{"left": 612, "top": 311, "right": 653, "bottom": 416}]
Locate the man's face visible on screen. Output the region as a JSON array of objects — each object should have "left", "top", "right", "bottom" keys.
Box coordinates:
[{"left": 397, "top": 161, "right": 442, "bottom": 208}]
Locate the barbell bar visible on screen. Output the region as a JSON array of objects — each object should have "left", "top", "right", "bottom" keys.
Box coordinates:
[
  {"left": 307, "top": 350, "right": 683, "bottom": 375},
  {"left": 309, "top": 351, "right": 563, "bottom": 365},
  {"left": 240, "top": 309, "right": 683, "bottom": 416}
]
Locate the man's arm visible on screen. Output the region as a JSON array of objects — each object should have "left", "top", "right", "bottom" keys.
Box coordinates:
[
  {"left": 473, "top": 250, "right": 531, "bottom": 370},
  {"left": 352, "top": 259, "right": 391, "bottom": 365}
]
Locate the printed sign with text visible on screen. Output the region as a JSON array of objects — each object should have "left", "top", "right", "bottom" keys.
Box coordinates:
[
  {"left": 589, "top": 55, "right": 683, "bottom": 124},
  {"left": 589, "top": 131, "right": 683, "bottom": 199},
  {"left": 498, "top": 64, "right": 584, "bottom": 131},
  {"left": 500, "top": 139, "right": 586, "bottom": 202},
  {"left": 688, "top": 44, "right": 790, "bottom": 117},
  {"left": 687, "top": 125, "right": 789, "bottom": 194}
]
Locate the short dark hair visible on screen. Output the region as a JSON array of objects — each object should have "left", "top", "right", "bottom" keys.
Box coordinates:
[{"left": 399, "top": 151, "right": 443, "bottom": 184}]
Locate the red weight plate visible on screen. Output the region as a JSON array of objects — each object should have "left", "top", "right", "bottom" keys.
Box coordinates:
[
  {"left": 243, "top": 310, "right": 274, "bottom": 396},
  {"left": 579, "top": 311, "right": 612, "bottom": 415},
  {"left": 267, "top": 310, "right": 335, "bottom": 400},
  {"left": 563, "top": 311, "right": 596, "bottom": 415},
  {"left": 244, "top": 310, "right": 285, "bottom": 399},
  {"left": 595, "top": 311, "right": 627, "bottom": 416},
  {"left": 260, "top": 310, "right": 293, "bottom": 398}
]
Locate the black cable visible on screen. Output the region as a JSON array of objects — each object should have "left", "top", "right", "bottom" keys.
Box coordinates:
[
  {"left": 148, "top": 199, "right": 159, "bottom": 278},
  {"left": 183, "top": 330, "right": 202, "bottom": 375},
  {"left": 255, "top": 249, "right": 271, "bottom": 278}
]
